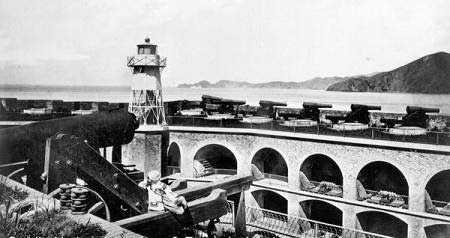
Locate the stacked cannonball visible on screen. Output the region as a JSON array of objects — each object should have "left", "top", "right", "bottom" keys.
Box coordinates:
[
  {"left": 59, "top": 183, "right": 76, "bottom": 211},
  {"left": 71, "top": 187, "right": 89, "bottom": 215}
]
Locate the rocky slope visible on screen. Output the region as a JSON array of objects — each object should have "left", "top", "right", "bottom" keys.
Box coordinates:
[
  {"left": 178, "top": 77, "right": 349, "bottom": 90},
  {"left": 327, "top": 52, "right": 450, "bottom": 94}
]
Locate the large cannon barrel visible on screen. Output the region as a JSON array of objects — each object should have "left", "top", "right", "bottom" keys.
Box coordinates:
[
  {"left": 350, "top": 104, "right": 381, "bottom": 111},
  {"left": 303, "top": 102, "right": 332, "bottom": 109},
  {"left": 259, "top": 100, "right": 287, "bottom": 107},
  {"left": 220, "top": 99, "right": 246, "bottom": 105},
  {"left": 406, "top": 106, "right": 440, "bottom": 114},
  {"left": 0, "top": 110, "right": 138, "bottom": 151},
  {"left": 0, "top": 110, "right": 139, "bottom": 188}
]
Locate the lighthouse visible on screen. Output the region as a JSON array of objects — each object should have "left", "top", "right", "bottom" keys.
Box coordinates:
[{"left": 127, "top": 38, "right": 167, "bottom": 126}]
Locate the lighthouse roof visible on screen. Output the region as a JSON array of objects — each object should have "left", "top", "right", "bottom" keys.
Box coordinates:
[{"left": 137, "top": 38, "right": 157, "bottom": 47}]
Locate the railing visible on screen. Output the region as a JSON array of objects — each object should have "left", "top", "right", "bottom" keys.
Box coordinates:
[
  {"left": 427, "top": 199, "right": 450, "bottom": 217},
  {"left": 363, "top": 189, "right": 408, "bottom": 209},
  {"left": 245, "top": 206, "right": 393, "bottom": 238},
  {"left": 213, "top": 205, "right": 392, "bottom": 238},
  {"left": 166, "top": 116, "right": 450, "bottom": 146}
]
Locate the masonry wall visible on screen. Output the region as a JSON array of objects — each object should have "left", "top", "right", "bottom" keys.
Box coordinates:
[{"left": 168, "top": 130, "right": 450, "bottom": 238}]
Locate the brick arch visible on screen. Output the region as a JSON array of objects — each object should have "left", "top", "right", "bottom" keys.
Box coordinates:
[
  {"left": 190, "top": 139, "right": 242, "bottom": 162},
  {"left": 299, "top": 199, "right": 343, "bottom": 226},
  {"left": 424, "top": 169, "right": 450, "bottom": 206},
  {"left": 193, "top": 144, "right": 238, "bottom": 173},
  {"left": 250, "top": 145, "right": 290, "bottom": 167},
  {"left": 356, "top": 210, "right": 408, "bottom": 238},
  {"left": 356, "top": 160, "right": 409, "bottom": 198},
  {"left": 420, "top": 166, "right": 450, "bottom": 191},
  {"left": 299, "top": 153, "right": 343, "bottom": 186},
  {"left": 251, "top": 147, "right": 288, "bottom": 180},
  {"left": 297, "top": 152, "right": 343, "bottom": 175},
  {"left": 353, "top": 155, "right": 413, "bottom": 183}
]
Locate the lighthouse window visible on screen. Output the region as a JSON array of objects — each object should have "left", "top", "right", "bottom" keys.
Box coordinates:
[
  {"left": 138, "top": 47, "right": 145, "bottom": 54},
  {"left": 144, "top": 48, "right": 151, "bottom": 54}
]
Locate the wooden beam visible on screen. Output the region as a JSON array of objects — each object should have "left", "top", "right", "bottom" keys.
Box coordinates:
[
  {"left": 45, "top": 134, "right": 147, "bottom": 214},
  {"left": 177, "top": 175, "right": 255, "bottom": 201},
  {"left": 235, "top": 189, "right": 247, "bottom": 237},
  {"left": 115, "top": 189, "right": 228, "bottom": 238}
]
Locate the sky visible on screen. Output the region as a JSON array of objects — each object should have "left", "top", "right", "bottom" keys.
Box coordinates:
[{"left": 0, "top": 0, "right": 449, "bottom": 87}]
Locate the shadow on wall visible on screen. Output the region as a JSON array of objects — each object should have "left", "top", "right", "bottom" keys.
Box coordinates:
[
  {"left": 357, "top": 161, "right": 409, "bottom": 197},
  {"left": 356, "top": 211, "right": 407, "bottom": 238},
  {"left": 252, "top": 148, "right": 288, "bottom": 177},
  {"left": 300, "top": 200, "right": 342, "bottom": 226},
  {"left": 425, "top": 224, "right": 450, "bottom": 238},
  {"left": 300, "top": 154, "right": 343, "bottom": 185},
  {"left": 251, "top": 190, "right": 287, "bottom": 214}
]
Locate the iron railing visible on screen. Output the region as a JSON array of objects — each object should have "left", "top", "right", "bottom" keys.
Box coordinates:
[
  {"left": 245, "top": 206, "right": 393, "bottom": 238},
  {"left": 166, "top": 116, "right": 450, "bottom": 146},
  {"left": 215, "top": 204, "right": 393, "bottom": 238}
]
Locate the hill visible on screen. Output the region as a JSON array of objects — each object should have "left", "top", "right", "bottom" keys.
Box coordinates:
[
  {"left": 327, "top": 52, "right": 450, "bottom": 94},
  {"left": 177, "top": 76, "right": 350, "bottom": 90}
]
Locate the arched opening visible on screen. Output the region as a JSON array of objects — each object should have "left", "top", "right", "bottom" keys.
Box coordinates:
[
  {"left": 425, "top": 224, "right": 450, "bottom": 238},
  {"left": 357, "top": 161, "right": 408, "bottom": 205},
  {"left": 251, "top": 190, "right": 287, "bottom": 214},
  {"left": 356, "top": 211, "right": 407, "bottom": 238},
  {"left": 167, "top": 142, "right": 181, "bottom": 175},
  {"left": 249, "top": 230, "right": 280, "bottom": 238},
  {"left": 193, "top": 144, "right": 237, "bottom": 177},
  {"left": 300, "top": 200, "right": 342, "bottom": 226},
  {"left": 426, "top": 170, "right": 450, "bottom": 212},
  {"left": 251, "top": 148, "right": 288, "bottom": 182},
  {"left": 299, "top": 154, "right": 343, "bottom": 197}
]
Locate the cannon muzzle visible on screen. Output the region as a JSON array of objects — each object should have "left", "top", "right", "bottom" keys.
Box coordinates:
[
  {"left": 303, "top": 102, "right": 332, "bottom": 109},
  {"left": 350, "top": 104, "right": 381, "bottom": 111},
  {"left": 406, "top": 106, "right": 440, "bottom": 114}
]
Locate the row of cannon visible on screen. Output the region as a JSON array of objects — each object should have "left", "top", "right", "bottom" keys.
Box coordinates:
[{"left": 167, "top": 95, "right": 440, "bottom": 129}]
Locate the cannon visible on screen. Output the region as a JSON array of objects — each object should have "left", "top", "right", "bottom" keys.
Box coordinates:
[
  {"left": 257, "top": 100, "right": 287, "bottom": 118},
  {"left": 302, "top": 102, "right": 332, "bottom": 122},
  {"left": 326, "top": 104, "right": 381, "bottom": 124},
  {"left": 0, "top": 110, "right": 139, "bottom": 189},
  {"left": 201, "top": 95, "right": 245, "bottom": 115},
  {"left": 381, "top": 106, "right": 440, "bottom": 128}
]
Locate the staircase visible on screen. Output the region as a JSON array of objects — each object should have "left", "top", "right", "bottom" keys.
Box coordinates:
[{"left": 196, "top": 158, "right": 215, "bottom": 177}]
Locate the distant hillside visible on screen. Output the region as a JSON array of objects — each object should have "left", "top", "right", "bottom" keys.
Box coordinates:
[
  {"left": 178, "top": 77, "right": 350, "bottom": 90},
  {"left": 327, "top": 52, "right": 450, "bottom": 94}
]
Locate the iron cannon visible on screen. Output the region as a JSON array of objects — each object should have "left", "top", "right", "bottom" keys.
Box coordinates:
[
  {"left": 326, "top": 104, "right": 381, "bottom": 124},
  {"left": 381, "top": 106, "right": 440, "bottom": 128},
  {"left": 201, "top": 95, "right": 245, "bottom": 115},
  {"left": 302, "top": 102, "right": 332, "bottom": 122}
]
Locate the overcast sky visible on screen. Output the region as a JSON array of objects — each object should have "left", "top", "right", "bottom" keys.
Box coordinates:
[{"left": 0, "top": 0, "right": 449, "bottom": 86}]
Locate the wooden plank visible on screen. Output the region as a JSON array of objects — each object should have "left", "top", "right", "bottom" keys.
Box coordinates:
[{"left": 115, "top": 189, "right": 228, "bottom": 238}]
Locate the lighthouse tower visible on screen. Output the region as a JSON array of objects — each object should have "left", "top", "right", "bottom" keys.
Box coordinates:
[{"left": 127, "top": 38, "right": 167, "bottom": 126}]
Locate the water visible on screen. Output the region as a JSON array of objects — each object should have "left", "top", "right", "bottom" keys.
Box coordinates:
[{"left": 1, "top": 86, "right": 449, "bottom": 115}]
